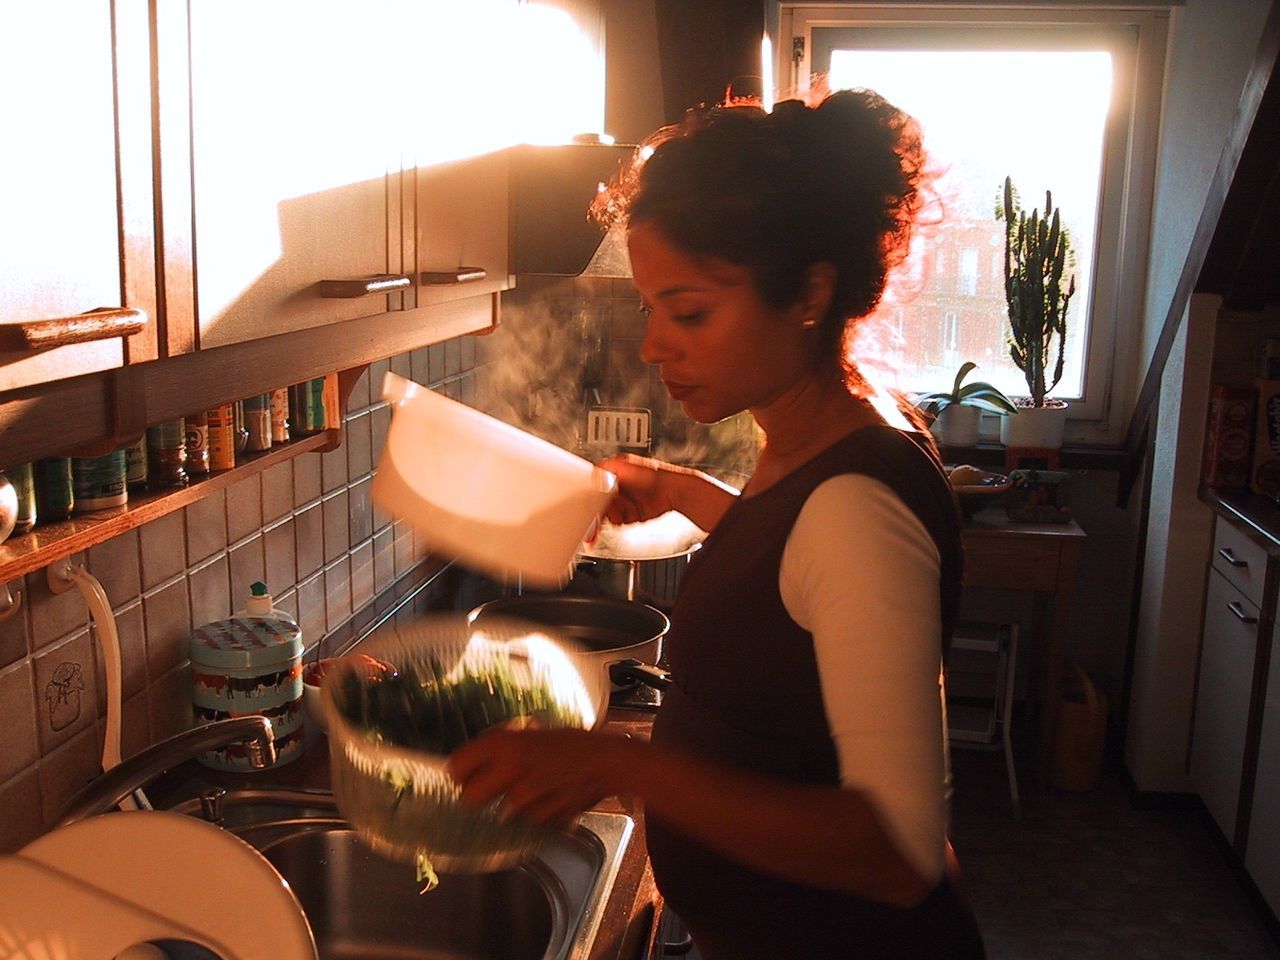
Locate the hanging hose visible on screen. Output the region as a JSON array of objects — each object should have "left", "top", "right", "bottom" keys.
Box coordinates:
[{"left": 47, "top": 560, "right": 147, "bottom": 810}]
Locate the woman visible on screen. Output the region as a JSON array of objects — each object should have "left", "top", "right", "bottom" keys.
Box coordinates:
[{"left": 449, "top": 89, "right": 985, "bottom": 959}]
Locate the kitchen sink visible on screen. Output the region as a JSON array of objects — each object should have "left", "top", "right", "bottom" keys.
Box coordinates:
[{"left": 166, "top": 788, "right": 634, "bottom": 960}]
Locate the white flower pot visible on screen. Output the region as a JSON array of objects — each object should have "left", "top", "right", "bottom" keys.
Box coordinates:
[
  {"left": 932, "top": 405, "right": 983, "bottom": 447},
  {"left": 1000, "top": 402, "right": 1067, "bottom": 449}
]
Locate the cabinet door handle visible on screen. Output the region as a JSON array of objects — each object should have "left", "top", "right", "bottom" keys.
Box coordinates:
[
  {"left": 0, "top": 306, "right": 147, "bottom": 351},
  {"left": 421, "top": 266, "right": 487, "bottom": 285},
  {"left": 1228, "top": 600, "right": 1259, "bottom": 624},
  {"left": 317, "top": 274, "right": 412, "bottom": 298},
  {"left": 1218, "top": 547, "right": 1248, "bottom": 568}
]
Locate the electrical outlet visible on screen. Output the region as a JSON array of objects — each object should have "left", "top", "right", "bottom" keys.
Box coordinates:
[{"left": 585, "top": 407, "right": 651, "bottom": 449}]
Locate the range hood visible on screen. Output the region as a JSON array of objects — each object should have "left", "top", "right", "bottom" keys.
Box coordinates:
[{"left": 510, "top": 142, "right": 636, "bottom": 278}]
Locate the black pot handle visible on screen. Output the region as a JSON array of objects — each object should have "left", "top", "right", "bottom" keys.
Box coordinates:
[{"left": 609, "top": 658, "right": 671, "bottom": 690}]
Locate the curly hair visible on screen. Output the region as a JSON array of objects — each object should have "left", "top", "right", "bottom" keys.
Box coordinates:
[{"left": 591, "top": 89, "right": 929, "bottom": 361}]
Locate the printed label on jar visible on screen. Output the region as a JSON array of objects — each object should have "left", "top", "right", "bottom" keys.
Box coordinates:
[{"left": 72, "top": 451, "right": 128, "bottom": 511}]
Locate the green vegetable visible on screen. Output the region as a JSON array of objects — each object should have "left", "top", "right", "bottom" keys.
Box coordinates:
[
  {"left": 416, "top": 853, "right": 439, "bottom": 894},
  {"left": 336, "top": 653, "right": 583, "bottom": 755}
]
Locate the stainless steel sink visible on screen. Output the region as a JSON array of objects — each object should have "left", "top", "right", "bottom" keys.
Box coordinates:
[{"left": 166, "top": 788, "right": 634, "bottom": 960}]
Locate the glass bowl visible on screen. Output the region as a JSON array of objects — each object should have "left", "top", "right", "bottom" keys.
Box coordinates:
[{"left": 322, "top": 613, "right": 604, "bottom": 873}]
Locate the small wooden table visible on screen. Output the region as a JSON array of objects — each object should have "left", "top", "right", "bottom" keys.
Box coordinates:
[{"left": 960, "top": 507, "right": 1086, "bottom": 786}]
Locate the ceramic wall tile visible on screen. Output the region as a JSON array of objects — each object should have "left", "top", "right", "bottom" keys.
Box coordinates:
[
  {"left": 296, "top": 573, "right": 327, "bottom": 654},
  {"left": 0, "top": 769, "right": 41, "bottom": 853},
  {"left": 27, "top": 560, "right": 89, "bottom": 651},
  {"left": 293, "top": 452, "right": 323, "bottom": 508},
  {"left": 143, "top": 578, "right": 190, "bottom": 679},
  {"left": 324, "top": 557, "right": 352, "bottom": 632},
  {"left": 346, "top": 411, "right": 373, "bottom": 481},
  {"left": 185, "top": 490, "right": 227, "bottom": 565},
  {"left": 373, "top": 527, "right": 395, "bottom": 596},
  {"left": 228, "top": 534, "right": 266, "bottom": 601},
  {"left": 348, "top": 366, "right": 372, "bottom": 412},
  {"left": 294, "top": 503, "right": 324, "bottom": 582},
  {"left": 371, "top": 403, "right": 391, "bottom": 470},
  {"left": 120, "top": 689, "right": 152, "bottom": 760},
  {"left": 264, "top": 518, "right": 297, "bottom": 595},
  {"left": 261, "top": 459, "right": 294, "bottom": 523},
  {"left": 323, "top": 490, "right": 350, "bottom": 564},
  {"left": 87, "top": 529, "right": 141, "bottom": 610},
  {"left": 393, "top": 520, "right": 416, "bottom": 578},
  {"left": 33, "top": 630, "right": 96, "bottom": 755},
  {"left": 139, "top": 512, "right": 187, "bottom": 591},
  {"left": 321, "top": 443, "right": 347, "bottom": 494},
  {"left": 226, "top": 473, "right": 264, "bottom": 544},
  {"left": 188, "top": 555, "right": 230, "bottom": 631},
  {"left": 0, "top": 661, "right": 38, "bottom": 783},
  {"left": 146, "top": 666, "right": 191, "bottom": 744},
  {"left": 410, "top": 346, "right": 431, "bottom": 386},
  {"left": 348, "top": 477, "right": 373, "bottom": 547},
  {"left": 351, "top": 541, "right": 375, "bottom": 614},
  {"left": 0, "top": 579, "right": 29, "bottom": 669}
]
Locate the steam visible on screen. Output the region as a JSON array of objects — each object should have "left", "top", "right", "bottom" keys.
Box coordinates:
[{"left": 479, "top": 281, "right": 762, "bottom": 484}]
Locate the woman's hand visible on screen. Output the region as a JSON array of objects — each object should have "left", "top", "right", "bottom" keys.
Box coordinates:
[
  {"left": 598, "top": 454, "right": 739, "bottom": 532},
  {"left": 447, "top": 727, "right": 641, "bottom": 825},
  {"left": 597, "top": 454, "right": 674, "bottom": 525}
]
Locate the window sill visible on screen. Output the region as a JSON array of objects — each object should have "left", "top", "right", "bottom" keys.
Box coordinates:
[{"left": 939, "top": 442, "right": 1132, "bottom": 473}]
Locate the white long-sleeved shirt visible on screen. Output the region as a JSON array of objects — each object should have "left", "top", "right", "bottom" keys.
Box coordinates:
[{"left": 779, "top": 472, "right": 949, "bottom": 882}]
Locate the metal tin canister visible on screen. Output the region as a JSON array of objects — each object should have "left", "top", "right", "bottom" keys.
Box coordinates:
[{"left": 189, "top": 615, "right": 304, "bottom": 770}]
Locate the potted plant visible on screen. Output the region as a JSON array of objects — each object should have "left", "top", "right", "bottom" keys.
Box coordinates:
[
  {"left": 997, "top": 175, "right": 1077, "bottom": 449},
  {"left": 915, "top": 361, "right": 1019, "bottom": 446}
]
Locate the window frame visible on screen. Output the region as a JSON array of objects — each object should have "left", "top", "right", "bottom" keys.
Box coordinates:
[{"left": 775, "top": 4, "right": 1171, "bottom": 445}]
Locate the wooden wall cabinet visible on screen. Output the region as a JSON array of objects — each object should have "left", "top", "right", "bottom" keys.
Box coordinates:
[
  {"left": 0, "top": 0, "right": 524, "bottom": 466},
  {"left": 0, "top": 0, "right": 157, "bottom": 394}
]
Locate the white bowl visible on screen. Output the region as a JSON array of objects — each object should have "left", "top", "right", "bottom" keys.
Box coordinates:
[{"left": 372, "top": 373, "right": 617, "bottom": 588}]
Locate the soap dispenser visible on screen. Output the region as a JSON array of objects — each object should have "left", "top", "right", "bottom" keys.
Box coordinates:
[{"left": 238, "top": 580, "right": 300, "bottom": 628}]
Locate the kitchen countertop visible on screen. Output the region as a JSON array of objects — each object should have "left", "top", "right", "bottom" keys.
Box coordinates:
[
  {"left": 149, "top": 705, "right": 663, "bottom": 960},
  {"left": 1204, "top": 487, "right": 1280, "bottom": 552}
]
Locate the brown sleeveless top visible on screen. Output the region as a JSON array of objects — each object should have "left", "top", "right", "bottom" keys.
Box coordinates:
[{"left": 645, "top": 425, "right": 984, "bottom": 960}]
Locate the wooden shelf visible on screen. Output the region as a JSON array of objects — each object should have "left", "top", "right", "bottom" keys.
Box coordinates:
[{"left": 0, "top": 429, "right": 337, "bottom": 583}]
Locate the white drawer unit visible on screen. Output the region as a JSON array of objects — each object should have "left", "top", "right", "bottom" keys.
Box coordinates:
[
  {"left": 1211, "top": 516, "right": 1268, "bottom": 608},
  {"left": 1190, "top": 567, "right": 1260, "bottom": 844},
  {"left": 1246, "top": 617, "right": 1280, "bottom": 917}
]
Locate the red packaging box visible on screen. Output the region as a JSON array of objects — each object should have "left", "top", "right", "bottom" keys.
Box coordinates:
[{"left": 1204, "top": 384, "right": 1255, "bottom": 491}]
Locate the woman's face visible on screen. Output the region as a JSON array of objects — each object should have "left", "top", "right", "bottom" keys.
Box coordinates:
[{"left": 627, "top": 222, "right": 815, "bottom": 424}]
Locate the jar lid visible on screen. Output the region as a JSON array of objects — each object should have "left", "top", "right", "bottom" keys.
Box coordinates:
[{"left": 189, "top": 616, "right": 303, "bottom": 670}]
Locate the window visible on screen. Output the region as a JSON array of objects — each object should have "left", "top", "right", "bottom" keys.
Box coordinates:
[{"left": 776, "top": 5, "right": 1169, "bottom": 442}]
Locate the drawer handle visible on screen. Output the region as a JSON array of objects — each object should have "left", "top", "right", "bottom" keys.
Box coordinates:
[
  {"left": 1218, "top": 547, "right": 1249, "bottom": 568},
  {"left": 317, "top": 274, "right": 412, "bottom": 298},
  {"left": 0, "top": 306, "right": 147, "bottom": 351},
  {"left": 421, "top": 266, "right": 487, "bottom": 285},
  {"left": 1228, "top": 600, "right": 1259, "bottom": 624}
]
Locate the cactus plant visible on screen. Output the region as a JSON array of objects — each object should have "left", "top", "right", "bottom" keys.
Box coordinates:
[{"left": 997, "top": 176, "right": 1076, "bottom": 407}]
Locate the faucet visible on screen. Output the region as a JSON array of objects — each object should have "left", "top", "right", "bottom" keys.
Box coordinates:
[{"left": 55, "top": 716, "right": 276, "bottom": 828}]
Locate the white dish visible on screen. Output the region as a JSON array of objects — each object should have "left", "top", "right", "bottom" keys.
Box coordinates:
[
  {"left": 1, "top": 810, "right": 315, "bottom": 958},
  {"left": 371, "top": 373, "right": 617, "bottom": 588}
]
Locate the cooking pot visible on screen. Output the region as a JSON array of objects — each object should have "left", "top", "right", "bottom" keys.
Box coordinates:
[
  {"left": 468, "top": 594, "right": 671, "bottom": 695},
  {"left": 574, "top": 511, "right": 705, "bottom": 602}
]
